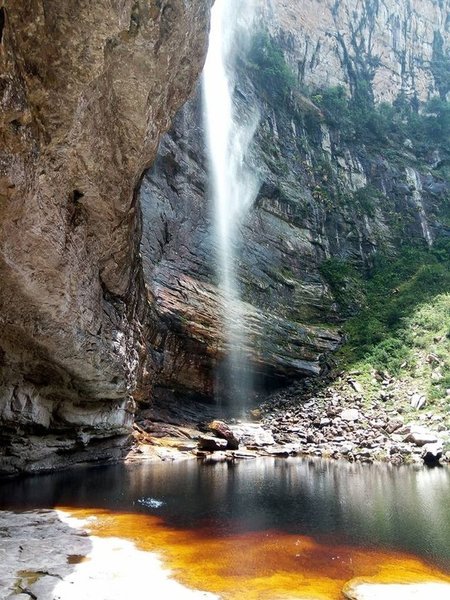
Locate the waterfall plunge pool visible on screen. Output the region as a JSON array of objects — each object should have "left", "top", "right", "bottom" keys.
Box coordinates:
[{"left": 1, "top": 458, "right": 450, "bottom": 599}]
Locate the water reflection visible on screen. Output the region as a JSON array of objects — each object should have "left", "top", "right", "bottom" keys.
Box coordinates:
[{"left": 1, "top": 458, "right": 449, "bottom": 570}]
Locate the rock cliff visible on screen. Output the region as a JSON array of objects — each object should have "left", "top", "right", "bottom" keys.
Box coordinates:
[
  {"left": 0, "top": 0, "right": 211, "bottom": 473},
  {"left": 263, "top": 0, "right": 449, "bottom": 103},
  {"left": 140, "top": 0, "right": 449, "bottom": 401}
]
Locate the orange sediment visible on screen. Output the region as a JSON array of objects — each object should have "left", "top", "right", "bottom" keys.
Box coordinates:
[{"left": 60, "top": 507, "right": 450, "bottom": 600}]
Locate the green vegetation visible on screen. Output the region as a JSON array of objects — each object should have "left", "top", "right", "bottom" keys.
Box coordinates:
[
  {"left": 246, "top": 31, "right": 296, "bottom": 102},
  {"left": 310, "top": 84, "right": 450, "bottom": 157},
  {"left": 319, "top": 258, "right": 365, "bottom": 317},
  {"left": 243, "top": 30, "right": 450, "bottom": 408},
  {"left": 326, "top": 240, "right": 450, "bottom": 402}
]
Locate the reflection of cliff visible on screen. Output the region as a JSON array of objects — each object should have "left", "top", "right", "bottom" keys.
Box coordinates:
[
  {"left": 5, "top": 459, "right": 449, "bottom": 569},
  {"left": 1, "top": 0, "right": 449, "bottom": 474}
]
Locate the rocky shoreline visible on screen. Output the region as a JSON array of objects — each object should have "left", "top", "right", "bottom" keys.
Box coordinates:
[{"left": 129, "top": 375, "right": 450, "bottom": 467}]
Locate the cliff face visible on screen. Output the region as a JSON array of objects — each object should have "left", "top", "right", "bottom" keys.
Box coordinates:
[
  {"left": 0, "top": 0, "right": 211, "bottom": 473},
  {"left": 140, "top": 0, "right": 449, "bottom": 401},
  {"left": 264, "top": 0, "right": 449, "bottom": 103},
  {"left": 140, "top": 90, "right": 342, "bottom": 401}
]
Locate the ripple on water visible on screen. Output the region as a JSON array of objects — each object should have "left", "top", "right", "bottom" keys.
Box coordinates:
[{"left": 136, "top": 497, "right": 165, "bottom": 509}]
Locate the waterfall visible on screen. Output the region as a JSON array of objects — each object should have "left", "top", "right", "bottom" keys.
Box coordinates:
[
  {"left": 203, "top": 0, "right": 259, "bottom": 406},
  {"left": 405, "top": 167, "right": 433, "bottom": 246}
]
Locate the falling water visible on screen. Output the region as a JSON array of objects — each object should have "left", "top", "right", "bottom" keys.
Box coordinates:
[
  {"left": 203, "top": 0, "right": 259, "bottom": 406},
  {"left": 405, "top": 167, "right": 433, "bottom": 246}
]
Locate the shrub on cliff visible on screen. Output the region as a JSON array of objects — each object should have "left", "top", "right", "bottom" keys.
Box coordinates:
[{"left": 246, "top": 31, "right": 296, "bottom": 102}]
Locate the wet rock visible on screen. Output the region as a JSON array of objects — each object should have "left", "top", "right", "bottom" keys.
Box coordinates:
[
  {"left": 230, "top": 450, "right": 257, "bottom": 460},
  {"left": 0, "top": 510, "right": 91, "bottom": 598},
  {"left": 1, "top": 510, "right": 219, "bottom": 599},
  {"left": 202, "top": 452, "right": 232, "bottom": 463}
]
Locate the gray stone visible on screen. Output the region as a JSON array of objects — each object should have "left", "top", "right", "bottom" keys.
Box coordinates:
[
  {"left": 410, "top": 393, "right": 427, "bottom": 410},
  {"left": 422, "top": 441, "right": 443, "bottom": 464},
  {"left": 230, "top": 424, "right": 275, "bottom": 447},
  {"left": 404, "top": 427, "right": 438, "bottom": 447},
  {"left": 340, "top": 409, "right": 360, "bottom": 422}
]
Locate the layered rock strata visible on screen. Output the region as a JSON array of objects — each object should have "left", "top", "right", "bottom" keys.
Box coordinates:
[{"left": 0, "top": 0, "right": 211, "bottom": 473}]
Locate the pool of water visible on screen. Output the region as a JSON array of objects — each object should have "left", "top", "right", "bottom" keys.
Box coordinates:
[{"left": 2, "top": 458, "right": 450, "bottom": 598}]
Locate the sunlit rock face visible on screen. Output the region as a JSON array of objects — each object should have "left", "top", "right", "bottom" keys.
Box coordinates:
[
  {"left": 140, "top": 0, "right": 449, "bottom": 400},
  {"left": 0, "top": 0, "right": 211, "bottom": 473},
  {"left": 263, "top": 0, "right": 449, "bottom": 103}
]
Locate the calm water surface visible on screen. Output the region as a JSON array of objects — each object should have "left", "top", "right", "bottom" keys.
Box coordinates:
[{"left": 1, "top": 458, "right": 450, "bottom": 572}]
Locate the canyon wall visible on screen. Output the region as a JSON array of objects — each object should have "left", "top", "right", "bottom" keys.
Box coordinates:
[
  {"left": 0, "top": 0, "right": 211, "bottom": 473},
  {"left": 264, "top": 0, "right": 449, "bottom": 103},
  {"left": 140, "top": 0, "right": 449, "bottom": 401}
]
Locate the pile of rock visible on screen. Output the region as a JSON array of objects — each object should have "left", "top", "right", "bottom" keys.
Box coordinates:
[
  {"left": 190, "top": 376, "right": 450, "bottom": 465},
  {"left": 256, "top": 378, "right": 449, "bottom": 465},
  {"left": 132, "top": 377, "right": 449, "bottom": 466}
]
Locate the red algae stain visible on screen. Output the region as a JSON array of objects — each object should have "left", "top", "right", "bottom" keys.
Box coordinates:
[{"left": 61, "top": 508, "right": 450, "bottom": 600}]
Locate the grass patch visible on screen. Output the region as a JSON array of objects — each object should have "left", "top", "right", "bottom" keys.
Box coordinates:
[
  {"left": 326, "top": 240, "right": 450, "bottom": 401},
  {"left": 319, "top": 258, "right": 365, "bottom": 317}
]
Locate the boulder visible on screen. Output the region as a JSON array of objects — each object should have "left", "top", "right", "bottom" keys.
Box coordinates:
[
  {"left": 404, "top": 427, "right": 438, "bottom": 447},
  {"left": 341, "top": 409, "right": 360, "bottom": 422},
  {"left": 410, "top": 393, "right": 426, "bottom": 410},
  {"left": 265, "top": 444, "right": 300, "bottom": 457},
  {"left": 229, "top": 424, "right": 275, "bottom": 447},
  {"left": 349, "top": 380, "right": 364, "bottom": 394},
  {"left": 197, "top": 435, "right": 228, "bottom": 452},
  {"left": 208, "top": 420, "right": 240, "bottom": 450},
  {"left": 422, "top": 441, "right": 443, "bottom": 465}
]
